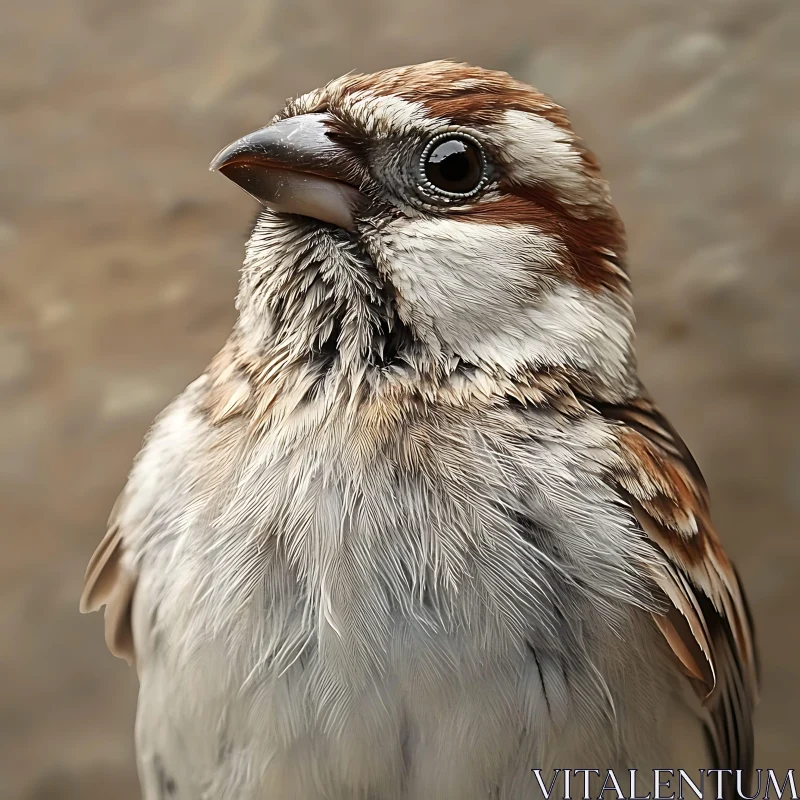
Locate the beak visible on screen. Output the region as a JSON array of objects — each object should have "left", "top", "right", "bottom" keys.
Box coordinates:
[{"left": 210, "top": 113, "right": 364, "bottom": 231}]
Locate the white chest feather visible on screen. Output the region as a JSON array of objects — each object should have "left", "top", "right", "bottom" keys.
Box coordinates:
[{"left": 124, "top": 379, "right": 686, "bottom": 800}]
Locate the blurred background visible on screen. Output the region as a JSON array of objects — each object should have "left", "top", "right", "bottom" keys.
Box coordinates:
[{"left": 1, "top": 0, "right": 798, "bottom": 796}]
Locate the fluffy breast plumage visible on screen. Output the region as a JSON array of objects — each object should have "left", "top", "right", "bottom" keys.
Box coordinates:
[{"left": 123, "top": 378, "right": 684, "bottom": 799}]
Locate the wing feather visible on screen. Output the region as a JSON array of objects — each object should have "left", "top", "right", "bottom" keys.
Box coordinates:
[
  {"left": 591, "top": 393, "right": 758, "bottom": 789},
  {"left": 80, "top": 515, "right": 137, "bottom": 665}
]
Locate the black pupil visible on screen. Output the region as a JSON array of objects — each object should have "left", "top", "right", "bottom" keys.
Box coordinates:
[{"left": 425, "top": 138, "right": 482, "bottom": 194}]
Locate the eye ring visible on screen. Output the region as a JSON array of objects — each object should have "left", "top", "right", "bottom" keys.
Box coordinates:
[{"left": 417, "top": 131, "right": 488, "bottom": 203}]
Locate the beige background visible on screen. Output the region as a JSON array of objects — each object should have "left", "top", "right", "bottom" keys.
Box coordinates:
[{"left": 1, "top": 0, "right": 798, "bottom": 797}]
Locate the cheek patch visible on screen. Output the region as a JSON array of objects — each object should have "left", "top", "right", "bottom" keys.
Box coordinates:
[
  {"left": 365, "top": 216, "right": 633, "bottom": 387},
  {"left": 373, "top": 217, "right": 564, "bottom": 332}
]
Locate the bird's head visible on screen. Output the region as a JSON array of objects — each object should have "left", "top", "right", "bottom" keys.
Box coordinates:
[{"left": 212, "top": 61, "right": 636, "bottom": 403}]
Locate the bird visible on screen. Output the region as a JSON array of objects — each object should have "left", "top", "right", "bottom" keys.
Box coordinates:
[{"left": 81, "top": 60, "right": 757, "bottom": 800}]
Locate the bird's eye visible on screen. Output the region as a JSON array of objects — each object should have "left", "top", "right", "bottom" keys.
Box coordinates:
[{"left": 420, "top": 133, "right": 486, "bottom": 200}]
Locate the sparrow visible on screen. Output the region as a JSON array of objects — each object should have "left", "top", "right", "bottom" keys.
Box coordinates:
[{"left": 81, "top": 61, "right": 758, "bottom": 800}]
